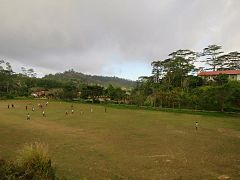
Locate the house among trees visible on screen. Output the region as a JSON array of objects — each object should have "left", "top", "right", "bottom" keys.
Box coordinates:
[
  {"left": 198, "top": 70, "right": 240, "bottom": 81},
  {"left": 31, "top": 90, "right": 48, "bottom": 98}
]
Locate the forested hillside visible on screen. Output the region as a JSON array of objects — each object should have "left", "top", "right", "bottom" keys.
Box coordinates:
[
  {"left": 44, "top": 70, "right": 135, "bottom": 88},
  {"left": 0, "top": 61, "right": 134, "bottom": 102}
]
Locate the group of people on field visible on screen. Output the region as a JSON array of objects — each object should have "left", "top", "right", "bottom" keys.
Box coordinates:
[
  {"left": 65, "top": 104, "right": 75, "bottom": 116},
  {"left": 7, "top": 104, "right": 15, "bottom": 109},
  {"left": 7, "top": 102, "right": 199, "bottom": 130},
  {"left": 25, "top": 102, "right": 48, "bottom": 120},
  {"left": 65, "top": 104, "right": 90, "bottom": 116},
  {"left": 23, "top": 102, "right": 92, "bottom": 120}
]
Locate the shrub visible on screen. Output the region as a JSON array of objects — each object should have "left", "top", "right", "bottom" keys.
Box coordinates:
[
  {"left": 16, "top": 142, "right": 56, "bottom": 179},
  {"left": 0, "top": 142, "right": 56, "bottom": 179},
  {"left": 0, "top": 158, "right": 19, "bottom": 179}
]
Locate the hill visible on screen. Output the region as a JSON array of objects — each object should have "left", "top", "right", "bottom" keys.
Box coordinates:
[{"left": 43, "top": 70, "right": 136, "bottom": 88}]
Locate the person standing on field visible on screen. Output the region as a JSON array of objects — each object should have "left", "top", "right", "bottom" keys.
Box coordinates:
[
  {"left": 42, "top": 111, "right": 46, "bottom": 117},
  {"left": 195, "top": 121, "right": 198, "bottom": 131},
  {"left": 8, "top": 104, "right": 10, "bottom": 109},
  {"left": 27, "top": 113, "right": 30, "bottom": 120}
]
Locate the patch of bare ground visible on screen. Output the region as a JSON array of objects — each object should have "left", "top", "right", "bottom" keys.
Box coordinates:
[
  {"left": 28, "top": 120, "right": 84, "bottom": 136},
  {"left": 218, "top": 174, "right": 230, "bottom": 179}
]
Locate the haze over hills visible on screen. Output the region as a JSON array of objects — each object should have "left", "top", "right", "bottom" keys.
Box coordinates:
[{"left": 44, "top": 70, "right": 136, "bottom": 88}]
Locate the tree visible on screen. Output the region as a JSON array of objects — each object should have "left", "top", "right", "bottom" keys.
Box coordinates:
[
  {"left": 183, "top": 76, "right": 204, "bottom": 89},
  {"left": 0, "top": 61, "right": 15, "bottom": 95},
  {"left": 219, "top": 51, "right": 240, "bottom": 70},
  {"left": 130, "top": 90, "right": 146, "bottom": 106},
  {"left": 63, "top": 82, "right": 78, "bottom": 100},
  {"left": 202, "top": 45, "right": 224, "bottom": 71},
  {"left": 214, "top": 84, "right": 233, "bottom": 112},
  {"left": 228, "top": 81, "right": 240, "bottom": 108},
  {"left": 151, "top": 61, "right": 164, "bottom": 83},
  {"left": 21, "top": 67, "right": 28, "bottom": 76},
  {"left": 169, "top": 49, "right": 197, "bottom": 62},
  {"left": 105, "top": 84, "right": 116, "bottom": 100},
  {"left": 214, "top": 74, "right": 229, "bottom": 85},
  {"left": 0, "top": 59, "right": 5, "bottom": 71},
  {"left": 162, "top": 56, "right": 195, "bottom": 88},
  {"left": 27, "top": 68, "right": 37, "bottom": 78},
  {"left": 5, "top": 62, "right": 13, "bottom": 75},
  {"left": 80, "top": 85, "right": 104, "bottom": 101},
  {"left": 114, "top": 87, "right": 126, "bottom": 102}
]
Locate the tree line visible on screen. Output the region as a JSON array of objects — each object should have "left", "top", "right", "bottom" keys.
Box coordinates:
[
  {"left": 1, "top": 44, "right": 240, "bottom": 112},
  {"left": 131, "top": 45, "right": 240, "bottom": 112},
  {"left": 0, "top": 60, "right": 128, "bottom": 103}
]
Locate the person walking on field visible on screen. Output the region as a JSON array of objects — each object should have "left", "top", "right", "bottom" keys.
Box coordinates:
[
  {"left": 43, "top": 111, "right": 46, "bottom": 117},
  {"left": 26, "top": 105, "right": 28, "bottom": 111},
  {"left": 195, "top": 121, "right": 198, "bottom": 131},
  {"left": 12, "top": 104, "right": 14, "bottom": 108},
  {"left": 8, "top": 104, "right": 10, "bottom": 109},
  {"left": 27, "top": 113, "right": 30, "bottom": 120}
]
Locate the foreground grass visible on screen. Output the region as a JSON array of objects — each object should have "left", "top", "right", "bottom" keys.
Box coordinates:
[{"left": 0, "top": 100, "right": 240, "bottom": 179}]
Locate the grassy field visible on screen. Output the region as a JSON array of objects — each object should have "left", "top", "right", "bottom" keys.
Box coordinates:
[{"left": 0, "top": 100, "right": 240, "bottom": 179}]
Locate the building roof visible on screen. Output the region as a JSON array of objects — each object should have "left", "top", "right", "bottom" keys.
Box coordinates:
[{"left": 198, "top": 70, "right": 240, "bottom": 76}]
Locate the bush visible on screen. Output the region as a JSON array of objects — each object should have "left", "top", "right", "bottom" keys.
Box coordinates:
[
  {"left": 0, "top": 158, "right": 19, "bottom": 178},
  {"left": 16, "top": 142, "right": 56, "bottom": 179},
  {"left": 0, "top": 142, "right": 56, "bottom": 179},
  {"left": 6, "top": 94, "right": 15, "bottom": 99}
]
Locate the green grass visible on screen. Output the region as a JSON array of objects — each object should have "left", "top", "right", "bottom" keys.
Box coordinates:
[{"left": 0, "top": 100, "right": 240, "bottom": 179}]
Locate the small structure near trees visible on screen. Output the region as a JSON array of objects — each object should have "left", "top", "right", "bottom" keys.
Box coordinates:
[{"left": 198, "top": 70, "right": 240, "bottom": 81}]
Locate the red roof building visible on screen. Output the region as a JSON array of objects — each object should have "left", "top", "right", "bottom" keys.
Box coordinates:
[{"left": 198, "top": 70, "right": 240, "bottom": 81}]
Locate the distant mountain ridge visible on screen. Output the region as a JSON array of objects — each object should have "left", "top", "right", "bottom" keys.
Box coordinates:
[{"left": 44, "top": 70, "right": 136, "bottom": 88}]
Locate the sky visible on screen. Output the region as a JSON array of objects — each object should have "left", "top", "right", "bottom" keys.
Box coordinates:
[{"left": 0, "top": 0, "right": 240, "bottom": 80}]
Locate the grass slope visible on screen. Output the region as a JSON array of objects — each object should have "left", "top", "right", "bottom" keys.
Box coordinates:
[{"left": 0, "top": 100, "right": 240, "bottom": 179}]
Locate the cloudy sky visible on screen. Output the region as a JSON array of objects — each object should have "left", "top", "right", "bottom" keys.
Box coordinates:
[{"left": 0, "top": 0, "right": 240, "bottom": 80}]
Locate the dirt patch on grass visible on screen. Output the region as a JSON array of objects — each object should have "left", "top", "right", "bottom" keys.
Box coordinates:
[
  {"left": 218, "top": 174, "right": 230, "bottom": 179},
  {"left": 148, "top": 154, "right": 174, "bottom": 158},
  {"left": 173, "top": 130, "right": 186, "bottom": 135},
  {"left": 26, "top": 120, "right": 109, "bottom": 146},
  {"left": 28, "top": 120, "right": 85, "bottom": 136}
]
